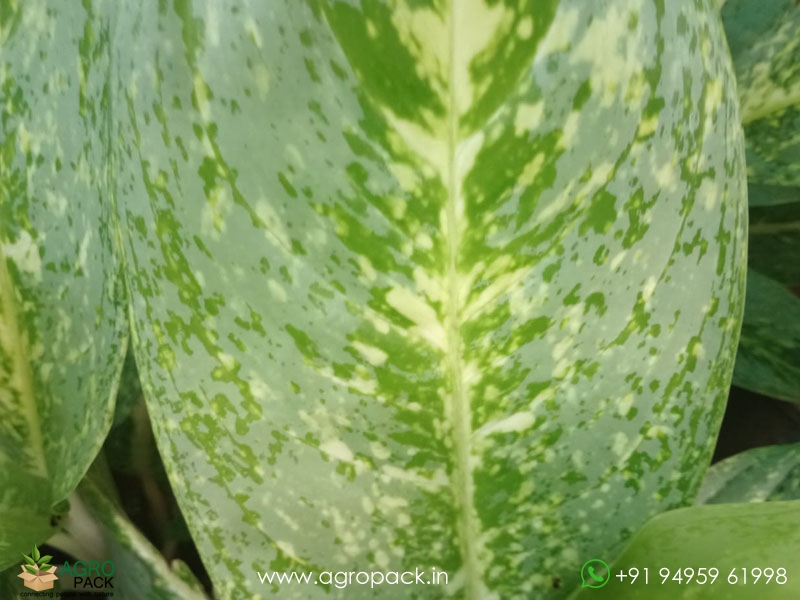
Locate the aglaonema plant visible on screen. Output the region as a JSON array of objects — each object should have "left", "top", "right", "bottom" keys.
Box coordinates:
[
  {"left": 114, "top": 1, "right": 749, "bottom": 597},
  {"left": 722, "top": 0, "right": 800, "bottom": 403},
  {"left": 3, "top": 0, "right": 780, "bottom": 598}
]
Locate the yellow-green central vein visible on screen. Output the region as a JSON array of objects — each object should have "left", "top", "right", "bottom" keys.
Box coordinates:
[
  {"left": 443, "top": 3, "right": 483, "bottom": 597},
  {"left": 0, "top": 244, "right": 48, "bottom": 478}
]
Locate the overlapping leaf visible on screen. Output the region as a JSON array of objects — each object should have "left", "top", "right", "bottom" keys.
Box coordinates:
[
  {"left": 0, "top": 474, "right": 209, "bottom": 599},
  {"left": 732, "top": 271, "right": 800, "bottom": 402},
  {"left": 50, "top": 477, "right": 209, "bottom": 600},
  {"left": 721, "top": 0, "right": 800, "bottom": 404},
  {"left": 698, "top": 444, "right": 800, "bottom": 504},
  {"left": 571, "top": 500, "right": 800, "bottom": 599},
  {"left": 0, "top": 1, "right": 128, "bottom": 567},
  {"left": 110, "top": 1, "right": 746, "bottom": 598},
  {"left": 748, "top": 199, "right": 800, "bottom": 286}
]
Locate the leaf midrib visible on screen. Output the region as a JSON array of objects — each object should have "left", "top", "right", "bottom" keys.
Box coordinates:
[{"left": 443, "top": 4, "right": 483, "bottom": 597}]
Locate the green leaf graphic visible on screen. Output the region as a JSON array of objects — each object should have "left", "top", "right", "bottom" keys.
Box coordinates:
[
  {"left": 21, "top": 555, "right": 34, "bottom": 566},
  {"left": 24, "top": 566, "right": 37, "bottom": 576},
  {"left": 111, "top": 1, "right": 746, "bottom": 598},
  {"left": 31, "top": 546, "right": 39, "bottom": 562}
]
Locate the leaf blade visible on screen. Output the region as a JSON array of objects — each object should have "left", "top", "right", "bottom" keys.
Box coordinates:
[
  {"left": 0, "top": 0, "right": 128, "bottom": 568},
  {"left": 698, "top": 444, "right": 800, "bottom": 504},
  {"left": 51, "top": 477, "right": 209, "bottom": 600},
  {"left": 732, "top": 270, "right": 800, "bottom": 402},
  {"left": 114, "top": 1, "right": 746, "bottom": 598},
  {"left": 571, "top": 500, "right": 800, "bottom": 599}
]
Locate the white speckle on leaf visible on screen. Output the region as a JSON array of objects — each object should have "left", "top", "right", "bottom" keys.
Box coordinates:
[
  {"left": 353, "top": 341, "right": 388, "bottom": 366},
  {"left": 321, "top": 439, "right": 354, "bottom": 463},
  {"left": 3, "top": 230, "right": 41, "bottom": 281},
  {"left": 476, "top": 411, "right": 535, "bottom": 438},
  {"left": 386, "top": 287, "right": 445, "bottom": 349},
  {"left": 267, "top": 279, "right": 287, "bottom": 302}
]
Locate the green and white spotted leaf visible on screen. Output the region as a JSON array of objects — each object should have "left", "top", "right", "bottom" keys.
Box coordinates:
[
  {"left": 721, "top": 0, "right": 800, "bottom": 188},
  {"left": 732, "top": 271, "right": 800, "bottom": 402},
  {"left": 571, "top": 500, "right": 800, "bottom": 600},
  {"left": 0, "top": 0, "right": 128, "bottom": 568},
  {"left": 697, "top": 444, "right": 800, "bottom": 504},
  {"left": 721, "top": 0, "right": 800, "bottom": 125},
  {"left": 48, "top": 476, "right": 209, "bottom": 600},
  {"left": 741, "top": 106, "right": 800, "bottom": 189},
  {"left": 111, "top": 1, "right": 746, "bottom": 598}
]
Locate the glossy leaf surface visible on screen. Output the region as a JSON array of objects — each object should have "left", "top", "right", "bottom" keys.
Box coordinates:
[{"left": 111, "top": 1, "right": 746, "bottom": 598}]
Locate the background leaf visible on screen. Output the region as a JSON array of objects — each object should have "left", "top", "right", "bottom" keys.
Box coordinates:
[
  {"left": 721, "top": 0, "right": 800, "bottom": 411},
  {"left": 112, "top": 349, "right": 145, "bottom": 428},
  {"left": 0, "top": 568, "right": 21, "bottom": 600},
  {"left": 0, "top": 0, "right": 128, "bottom": 567},
  {"left": 721, "top": 0, "right": 800, "bottom": 130},
  {"left": 698, "top": 444, "right": 800, "bottom": 504},
  {"left": 732, "top": 270, "right": 800, "bottom": 402},
  {"left": 742, "top": 108, "right": 800, "bottom": 188},
  {"left": 571, "top": 500, "right": 800, "bottom": 599},
  {"left": 746, "top": 183, "right": 798, "bottom": 208},
  {"left": 49, "top": 476, "right": 209, "bottom": 600},
  {"left": 747, "top": 200, "right": 800, "bottom": 286},
  {"left": 114, "top": 1, "right": 745, "bottom": 598}
]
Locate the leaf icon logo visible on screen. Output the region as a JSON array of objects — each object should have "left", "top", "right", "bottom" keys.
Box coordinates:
[{"left": 18, "top": 544, "right": 58, "bottom": 591}]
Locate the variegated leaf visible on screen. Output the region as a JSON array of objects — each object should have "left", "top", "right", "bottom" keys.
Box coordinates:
[
  {"left": 698, "top": 444, "right": 800, "bottom": 504},
  {"left": 48, "top": 476, "right": 209, "bottom": 600},
  {"left": 732, "top": 270, "right": 800, "bottom": 402},
  {"left": 0, "top": 0, "right": 128, "bottom": 567},
  {"left": 722, "top": 0, "right": 800, "bottom": 124},
  {"left": 741, "top": 107, "right": 800, "bottom": 189},
  {"left": 721, "top": 0, "right": 800, "bottom": 187},
  {"left": 112, "top": 1, "right": 746, "bottom": 598}
]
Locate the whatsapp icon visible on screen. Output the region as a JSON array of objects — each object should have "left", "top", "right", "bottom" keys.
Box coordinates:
[{"left": 580, "top": 559, "right": 610, "bottom": 589}]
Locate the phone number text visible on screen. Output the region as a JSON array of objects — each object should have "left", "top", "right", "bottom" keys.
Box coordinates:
[{"left": 615, "top": 567, "right": 787, "bottom": 585}]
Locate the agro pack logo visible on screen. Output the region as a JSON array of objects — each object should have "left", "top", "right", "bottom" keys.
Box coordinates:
[
  {"left": 18, "top": 545, "right": 58, "bottom": 592},
  {"left": 61, "top": 559, "right": 115, "bottom": 590}
]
